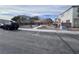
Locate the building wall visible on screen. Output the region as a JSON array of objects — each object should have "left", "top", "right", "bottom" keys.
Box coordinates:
[
  {"left": 73, "top": 7, "right": 78, "bottom": 18},
  {"left": 73, "top": 7, "right": 79, "bottom": 27},
  {"left": 57, "top": 6, "right": 79, "bottom": 27},
  {"left": 58, "top": 8, "right": 73, "bottom": 23}
]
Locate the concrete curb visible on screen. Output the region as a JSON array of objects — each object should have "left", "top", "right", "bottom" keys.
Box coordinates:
[{"left": 19, "top": 28, "right": 79, "bottom": 35}]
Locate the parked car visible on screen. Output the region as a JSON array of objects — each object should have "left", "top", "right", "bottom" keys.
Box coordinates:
[{"left": 0, "top": 20, "right": 19, "bottom": 30}]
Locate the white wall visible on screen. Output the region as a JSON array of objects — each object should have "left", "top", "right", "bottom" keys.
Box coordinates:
[
  {"left": 73, "top": 7, "right": 79, "bottom": 27},
  {"left": 58, "top": 8, "right": 73, "bottom": 23},
  {"left": 57, "top": 6, "right": 79, "bottom": 27}
]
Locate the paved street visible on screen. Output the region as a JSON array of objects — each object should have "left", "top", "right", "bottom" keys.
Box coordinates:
[{"left": 0, "top": 29, "right": 79, "bottom": 54}]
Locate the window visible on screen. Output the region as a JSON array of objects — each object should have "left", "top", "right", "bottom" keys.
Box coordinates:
[
  {"left": 77, "top": 8, "right": 79, "bottom": 12},
  {"left": 77, "top": 8, "right": 79, "bottom": 17},
  {"left": 78, "top": 14, "right": 79, "bottom": 17}
]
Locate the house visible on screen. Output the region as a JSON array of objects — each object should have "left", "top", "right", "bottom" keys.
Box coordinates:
[
  {"left": 33, "top": 19, "right": 53, "bottom": 26},
  {"left": 57, "top": 6, "right": 79, "bottom": 28}
]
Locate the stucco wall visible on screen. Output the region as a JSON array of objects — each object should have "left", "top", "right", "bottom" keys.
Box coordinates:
[{"left": 58, "top": 8, "right": 73, "bottom": 23}]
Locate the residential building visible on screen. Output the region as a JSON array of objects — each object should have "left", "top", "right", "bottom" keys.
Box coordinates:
[
  {"left": 57, "top": 6, "right": 79, "bottom": 28},
  {"left": 33, "top": 19, "right": 53, "bottom": 26}
]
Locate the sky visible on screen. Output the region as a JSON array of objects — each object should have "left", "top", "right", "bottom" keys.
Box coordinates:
[{"left": 0, "top": 5, "right": 71, "bottom": 20}]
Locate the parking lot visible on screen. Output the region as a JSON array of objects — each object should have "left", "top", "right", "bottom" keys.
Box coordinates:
[{"left": 0, "top": 29, "right": 79, "bottom": 54}]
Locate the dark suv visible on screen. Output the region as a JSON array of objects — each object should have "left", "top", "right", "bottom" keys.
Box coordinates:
[{"left": 0, "top": 21, "right": 19, "bottom": 30}]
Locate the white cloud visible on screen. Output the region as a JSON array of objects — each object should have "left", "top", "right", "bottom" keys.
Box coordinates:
[{"left": 0, "top": 5, "right": 71, "bottom": 20}]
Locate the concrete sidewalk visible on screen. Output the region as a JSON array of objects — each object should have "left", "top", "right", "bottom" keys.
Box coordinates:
[{"left": 19, "top": 28, "right": 79, "bottom": 35}]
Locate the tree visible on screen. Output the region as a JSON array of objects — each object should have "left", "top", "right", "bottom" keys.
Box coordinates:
[
  {"left": 45, "top": 18, "right": 53, "bottom": 26},
  {"left": 30, "top": 16, "right": 40, "bottom": 27},
  {"left": 11, "top": 16, "right": 21, "bottom": 25},
  {"left": 30, "top": 16, "right": 40, "bottom": 22},
  {"left": 31, "top": 16, "right": 39, "bottom": 20},
  {"left": 11, "top": 15, "right": 31, "bottom": 26}
]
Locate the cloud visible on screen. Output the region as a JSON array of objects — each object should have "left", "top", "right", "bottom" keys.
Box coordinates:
[{"left": 0, "top": 5, "right": 71, "bottom": 20}]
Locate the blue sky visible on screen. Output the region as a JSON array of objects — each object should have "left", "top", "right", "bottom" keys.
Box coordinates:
[{"left": 0, "top": 5, "right": 71, "bottom": 20}]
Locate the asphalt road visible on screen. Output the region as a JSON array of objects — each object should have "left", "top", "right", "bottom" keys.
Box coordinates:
[{"left": 0, "top": 29, "right": 79, "bottom": 54}]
